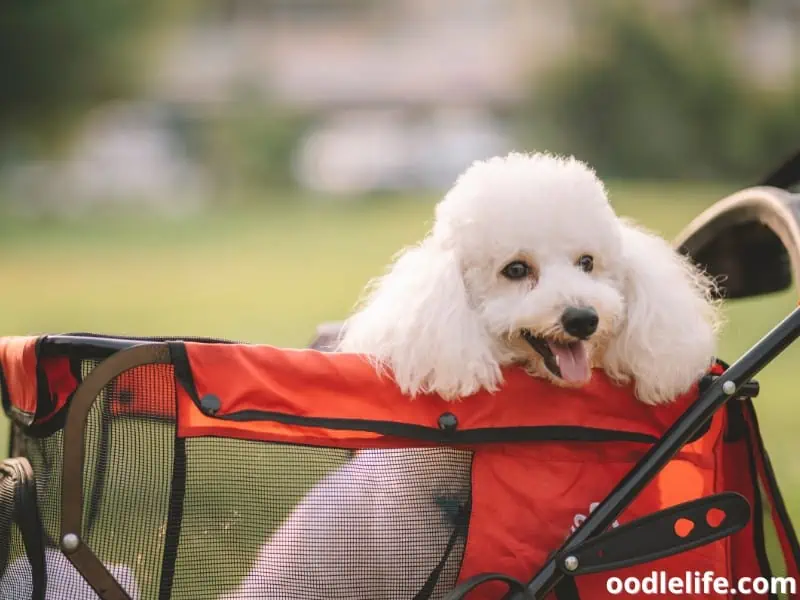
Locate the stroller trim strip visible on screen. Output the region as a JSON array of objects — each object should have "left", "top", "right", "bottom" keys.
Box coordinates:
[
  {"left": 412, "top": 497, "right": 472, "bottom": 600},
  {"left": 745, "top": 398, "right": 800, "bottom": 577},
  {"left": 741, "top": 403, "right": 777, "bottom": 594},
  {"left": 0, "top": 355, "right": 11, "bottom": 439},
  {"left": 157, "top": 437, "right": 186, "bottom": 600},
  {"left": 39, "top": 333, "right": 239, "bottom": 357}
]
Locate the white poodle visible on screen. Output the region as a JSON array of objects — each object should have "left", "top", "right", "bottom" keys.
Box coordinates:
[{"left": 222, "top": 152, "right": 721, "bottom": 599}]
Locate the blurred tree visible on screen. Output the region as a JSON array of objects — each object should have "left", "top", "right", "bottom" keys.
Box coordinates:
[
  {"left": 189, "top": 86, "right": 314, "bottom": 197},
  {"left": 516, "top": 3, "right": 800, "bottom": 182},
  {"left": 0, "top": 0, "right": 192, "bottom": 157}
]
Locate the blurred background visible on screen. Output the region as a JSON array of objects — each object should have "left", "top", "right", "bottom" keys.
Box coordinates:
[{"left": 1, "top": 0, "right": 799, "bottom": 518}]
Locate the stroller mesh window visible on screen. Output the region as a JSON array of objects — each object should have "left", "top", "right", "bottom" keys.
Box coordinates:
[
  {"left": 4, "top": 360, "right": 172, "bottom": 600},
  {"left": 81, "top": 363, "right": 176, "bottom": 599},
  {"left": 171, "top": 438, "right": 354, "bottom": 597},
  {"left": 5, "top": 359, "right": 473, "bottom": 600},
  {"left": 173, "top": 442, "right": 471, "bottom": 600},
  {"left": 23, "top": 360, "right": 105, "bottom": 547}
]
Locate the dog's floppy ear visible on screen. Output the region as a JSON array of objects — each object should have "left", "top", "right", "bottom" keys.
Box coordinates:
[
  {"left": 604, "top": 221, "right": 722, "bottom": 405},
  {"left": 337, "top": 238, "right": 501, "bottom": 400}
]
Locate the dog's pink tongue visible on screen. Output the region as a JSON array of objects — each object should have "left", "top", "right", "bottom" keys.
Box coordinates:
[{"left": 549, "top": 341, "right": 591, "bottom": 383}]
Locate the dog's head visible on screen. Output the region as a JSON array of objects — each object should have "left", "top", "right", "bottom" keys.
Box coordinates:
[{"left": 338, "top": 152, "right": 721, "bottom": 405}]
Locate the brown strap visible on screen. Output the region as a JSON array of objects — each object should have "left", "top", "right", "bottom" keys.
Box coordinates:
[{"left": 63, "top": 543, "right": 134, "bottom": 600}]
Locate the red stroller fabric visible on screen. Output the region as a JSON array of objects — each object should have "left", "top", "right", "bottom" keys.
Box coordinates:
[
  {"left": 2, "top": 338, "right": 798, "bottom": 599},
  {"left": 173, "top": 343, "right": 799, "bottom": 599}
]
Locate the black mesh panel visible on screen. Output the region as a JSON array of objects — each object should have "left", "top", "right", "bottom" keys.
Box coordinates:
[
  {"left": 175, "top": 443, "right": 472, "bottom": 600},
  {"left": 4, "top": 354, "right": 475, "bottom": 599},
  {"left": 3, "top": 360, "right": 175, "bottom": 600},
  {"left": 81, "top": 363, "right": 176, "bottom": 600}
]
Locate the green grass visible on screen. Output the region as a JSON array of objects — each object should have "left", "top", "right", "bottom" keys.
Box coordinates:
[
  {"left": 0, "top": 182, "right": 732, "bottom": 344},
  {"left": 1, "top": 181, "right": 799, "bottom": 595}
]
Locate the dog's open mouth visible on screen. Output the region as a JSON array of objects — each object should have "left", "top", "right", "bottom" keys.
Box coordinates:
[{"left": 520, "top": 330, "right": 591, "bottom": 383}]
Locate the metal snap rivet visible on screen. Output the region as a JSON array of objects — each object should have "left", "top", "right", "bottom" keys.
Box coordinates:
[
  {"left": 61, "top": 533, "right": 80, "bottom": 553},
  {"left": 438, "top": 412, "right": 458, "bottom": 432},
  {"left": 200, "top": 394, "right": 221, "bottom": 415},
  {"left": 722, "top": 381, "right": 736, "bottom": 395},
  {"left": 563, "top": 555, "right": 579, "bottom": 572}
]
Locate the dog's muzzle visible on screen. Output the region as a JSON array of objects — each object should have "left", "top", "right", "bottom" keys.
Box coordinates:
[
  {"left": 520, "top": 330, "right": 562, "bottom": 377},
  {"left": 520, "top": 306, "right": 598, "bottom": 383}
]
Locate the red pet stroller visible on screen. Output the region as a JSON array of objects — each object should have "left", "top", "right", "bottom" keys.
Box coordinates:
[{"left": 1, "top": 153, "right": 799, "bottom": 600}]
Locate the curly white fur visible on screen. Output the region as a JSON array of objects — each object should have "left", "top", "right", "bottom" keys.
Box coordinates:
[
  {"left": 340, "top": 152, "right": 721, "bottom": 404},
  {"left": 222, "top": 152, "right": 722, "bottom": 600}
]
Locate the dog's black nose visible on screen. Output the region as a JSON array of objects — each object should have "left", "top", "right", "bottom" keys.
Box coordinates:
[{"left": 561, "top": 306, "right": 599, "bottom": 340}]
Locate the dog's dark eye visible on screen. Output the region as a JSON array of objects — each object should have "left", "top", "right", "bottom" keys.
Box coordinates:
[
  {"left": 576, "top": 255, "right": 594, "bottom": 273},
  {"left": 501, "top": 260, "right": 531, "bottom": 280}
]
